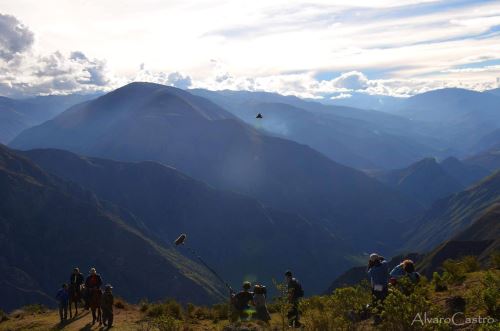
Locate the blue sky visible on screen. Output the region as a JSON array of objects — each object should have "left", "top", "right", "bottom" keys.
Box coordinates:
[{"left": 0, "top": 0, "right": 499, "bottom": 97}]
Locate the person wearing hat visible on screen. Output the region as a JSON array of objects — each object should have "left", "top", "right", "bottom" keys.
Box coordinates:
[
  {"left": 101, "top": 284, "right": 114, "bottom": 328},
  {"left": 230, "top": 281, "right": 254, "bottom": 322},
  {"left": 84, "top": 268, "right": 103, "bottom": 309},
  {"left": 367, "top": 253, "right": 389, "bottom": 324},
  {"left": 285, "top": 270, "right": 304, "bottom": 328},
  {"left": 69, "top": 267, "right": 84, "bottom": 301}
]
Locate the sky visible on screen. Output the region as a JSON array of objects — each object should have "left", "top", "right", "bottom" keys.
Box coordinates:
[{"left": 1, "top": 0, "right": 500, "bottom": 98}]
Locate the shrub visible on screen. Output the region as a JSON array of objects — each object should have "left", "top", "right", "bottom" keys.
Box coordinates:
[
  {"left": 146, "top": 300, "right": 183, "bottom": 320},
  {"left": 299, "top": 282, "right": 371, "bottom": 331},
  {"left": 271, "top": 279, "right": 292, "bottom": 330},
  {"left": 381, "top": 286, "right": 450, "bottom": 331},
  {"left": 490, "top": 251, "right": 500, "bottom": 270},
  {"left": 22, "top": 304, "right": 47, "bottom": 314},
  {"left": 0, "top": 309, "right": 8, "bottom": 323},
  {"left": 442, "top": 259, "right": 467, "bottom": 285},
  {"left": 431, "top": 272, "right": 448, "bottom": 292},
  {"left": 192, "top": 306, "right": 212, "bottom": 320},
  {"left": 139, "top": 299, "right": 150, "bottom": 312},
  {"left": 114, "top": 298, "right": 126, "bottom": 309},
  {"left": 461, "top": 255, "right": 481, "bottom": 273},
  {"left": 153, "top": 315, "right": 182, "bottom": 331},
  {"left": 482, "top": 272, "right": 500, "bottom": 319},
  {"left": 212, "top": 303, "right": 229, "bottom": 320}
]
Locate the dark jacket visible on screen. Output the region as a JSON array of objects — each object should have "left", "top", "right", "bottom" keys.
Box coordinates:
[
  {"left": 368, "top": 259, "right": 389, "bottom": 288},
  {"left": 101, "top": 291, "right": 114, "bottom": 312},
  {"left": 85, "top": 274, "right": 103, "bottom": 289},
  {"left": 56, "top": 288, "right": 69, "bottom": 304},
  {"left": 232, "top": 291, "right": 253, "bottom": 310},
  {"left": 287, "top": 278, "right": 303, "bottom": 300},
  {"left": 70, "top": 272, "right": 84, "bottom": 286}
]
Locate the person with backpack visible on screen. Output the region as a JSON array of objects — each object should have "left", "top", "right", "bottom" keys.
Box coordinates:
[
  {"left": 367, "top": 253, "right": 389, "bottom": 302},
  {"left": 285, "top": 270, "right": 304, "bottom": 328},
  {"left": 101, "top": 284, "right": 114, "bottom": 328},
  {"left": 367, "top": 253, "right": 389, "bottom": 324},
  {"left": 230, "top": 281, "right": 254, "bottom": 322},
  {"left": 56, "top": 283, "right": 69, "bottom": 323},
  {"left": 253, "top": 284, "right": 271, "bottom": 323},
  {"left": 390, "top": 259, "right": 421, "bottom": 284}
]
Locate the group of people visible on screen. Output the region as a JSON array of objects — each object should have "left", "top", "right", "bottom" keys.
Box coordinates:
[
  {"left": 55, "top": 267, "right": 114, "bottom": 327},
  {"left": 53, "top": 256, "right": 418, "bottom": 328},
  {"left": 230, "top": 270, "right": 304, "bottom": 328},
  {"left": 367, "top": 253, "right": 421, "bottom": 323}
]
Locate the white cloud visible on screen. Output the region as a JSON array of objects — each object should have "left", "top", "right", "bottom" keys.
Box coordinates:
[
  {"left": 0, "top": 13, "right": 113, "bottom": 97},
  {"left": 329, "top": 71, "right": 369, "bottom": 90},
  {"left": 1, "top": 1, "right": 500, "bottom": 97},
  {"left": 134, "top": 69, "right": 192, "bottom": 89},
  {"left": 0, "top": 13, "right": 34, "bottom": 61},
  {"left": 330, "top": 92, "right": 352, "bottom": 99}
]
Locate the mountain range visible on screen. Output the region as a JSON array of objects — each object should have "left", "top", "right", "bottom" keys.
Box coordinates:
[
  {"left": 2, "top": 81, "right": 500, "bottom": 311},
  {"left": 0, "top": 94, "right": 98, "bottom": 144},
  {"left": 373, "top": 157, "right": 489, "bottom": 207},
  {"left": 327, "top": 200, "right": 500, "bottom": 292},
  {"left": 190, "top": 89, "right": 442, "bottom": 169},
  {"left": 20, "top": 148, "right": 355, "bottom": 295},
  {"left": 405, "top": 170, "right": 500, "bottom": 252},
  {"left": 382, "top": 88, "right": 500, "bottom": 156},
  {"left": 0, "top": 145, "right": 224, "bottom": 312},
  {"left": 10, "top": 82, "right": 419, "bottom": 254}
]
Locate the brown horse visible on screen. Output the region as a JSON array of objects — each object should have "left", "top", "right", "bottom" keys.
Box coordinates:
[
  {"left": 68, "top": 283, "right": 82, "bottom": 318},
  {"left": 87, "top": 288, "right": 102, "bottom": 325}
]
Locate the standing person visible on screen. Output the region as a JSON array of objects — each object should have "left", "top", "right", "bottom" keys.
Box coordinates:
[
  {"left": 285, "top": 270, "right": 304, "bottom": 328},
  {"left": 56, "top": 283, "right": 69, "bottom": 323},
  {"left": 70, "top": 267, "right": 84, "bottom": 293},
  {"left": 390, "top": 259, "right": 420, "bottom": 284},
  {"left": 367, "top": 253, "right": 389, "bottom": 324},
  {"left": 85, "top": 268, "right": 103, "bottom": 309},
  {"left": 69, "top": 267, "right": 84, "bottom": 306},
  {"left": 230, "top": 281, "right": 254, "bottom": 322},
  {"left": 101, "top": 284, "right": 114, "bottom": 328},
  {"left": 253, "top": 284, "right": 271, "bottom": 323}
]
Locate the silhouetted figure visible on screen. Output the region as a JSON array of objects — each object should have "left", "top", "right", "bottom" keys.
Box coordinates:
[
  {"left": 285, "top": 270, "right": 304, "bottom": 328},
  {"left": 69, "top": 267, "right": 84, "bottom": 317},
  {"left": 84, "top": 267, "right": 103, "bottom": 309},
  {"left": 101, "top": 284, "right": 114, "bottom": 328},
  {"left": 253, "top": 284, "right": 271, "bottom": 323},
  {"left": 56, "top": 283, "right": 69, "bottom": 323},
  {"left": 256, "top": 113, "right": 263, "bottom": 119},
  {"left": 367, "top": 253, "right": 389, "bottom": 324},
  {"left": 230, "top": 281, "right": 254, "bottom": 322}
]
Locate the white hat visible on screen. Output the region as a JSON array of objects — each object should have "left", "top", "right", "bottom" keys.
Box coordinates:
[{"left": 369, "top": 253, "right": 380, "bottom": 262}]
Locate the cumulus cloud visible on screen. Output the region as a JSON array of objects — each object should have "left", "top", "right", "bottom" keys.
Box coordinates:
[
  {"left": 134, "top": 68, "right": 192, "bottom": 89},
  {"left": 330, "top": 71, "right": 369, "bottom": 90},
  {"left": 0, "top": 14, "right": 112, "bottom": 97},
  {"left": 0, "top": 13, "right": 34, "bottom": 61},
  {"left": 0, "top": 49, "right": 112, "bottom": 97}
]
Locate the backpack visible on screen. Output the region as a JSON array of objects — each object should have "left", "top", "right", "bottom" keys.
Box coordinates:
[{"left": 232, "top": 291, "right": 251, "bottom": 310}]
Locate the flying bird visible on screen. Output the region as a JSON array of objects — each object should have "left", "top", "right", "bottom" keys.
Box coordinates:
[{"left": 256, "top": 113, "right": 263, "bottom": 119}]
